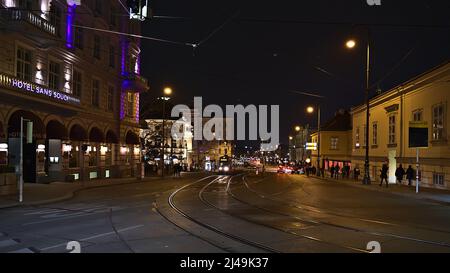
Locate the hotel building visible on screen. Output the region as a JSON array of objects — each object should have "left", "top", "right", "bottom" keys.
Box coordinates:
[{"left": 0, "top": 0, "right": 149, "bottom": 191}]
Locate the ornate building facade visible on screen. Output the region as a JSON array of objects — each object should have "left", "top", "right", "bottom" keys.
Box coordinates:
[{"left": 0, "top": 0, "right": 149, "bottom": 190}]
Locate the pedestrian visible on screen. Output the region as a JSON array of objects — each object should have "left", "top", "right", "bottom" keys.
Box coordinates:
[
  {"left": 330, "top": 165, "right": 335, "bottom": 179},
  {"left": 334, "top": 165, "right": 340, "bottom": 180},
  {"left": 345, "top": 165, "right": 351, "bottom": 179},
  {"left": 395, "top": 164, "right": 405, "bottom": 185},
  {"left": 406, "top": 165, "right": 414, "bottom": 186},
  {"left": 379, "top": 163, "right": 389, "bottom": 188},
  {"left": 354, "top": 167, "right": 360, "bottom": 181}
]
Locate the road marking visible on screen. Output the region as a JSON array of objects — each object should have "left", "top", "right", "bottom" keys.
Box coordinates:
[
  {"left": 0, "top": 239, "right": 19, "bottom": 248},
  {"left": 8, "top": 248, "right": 34, "bottom": 253},
  {"left": 39, "top": 224, "right": 145, "bottom": 252}
]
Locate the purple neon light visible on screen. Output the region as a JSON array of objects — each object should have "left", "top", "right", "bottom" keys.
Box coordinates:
[{"left": 66, "top": 4, "right": 76, "bottom": 49}]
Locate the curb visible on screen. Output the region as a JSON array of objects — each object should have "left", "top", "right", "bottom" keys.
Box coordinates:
[
  {"left": 0, "top": 176, "right": 164, "bottom": 210},
  {"left": 309, "top": 175, "right": 450, "bottom": 206}
]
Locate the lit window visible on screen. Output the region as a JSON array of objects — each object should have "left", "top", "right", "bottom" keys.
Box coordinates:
[
  {"left": 16, "top": 46, "right": 32, "bottom": 81},
  {"left": 49, "top": 61, "right": 61, "bottom": 90},
  {"left": 330, "top": 137, "right": 338, "bottom": 150},
  {"left": 389, "top": 115, "right": 396, "bottom": 144},
  {"left": 432, "top": 103, "right": 445, "bottom": 141}
]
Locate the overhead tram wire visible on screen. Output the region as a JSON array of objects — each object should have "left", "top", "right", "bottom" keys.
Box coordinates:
[
  {"left": 117, "top": 0, "right": 131, "bottom": 15},
  {"left": 1, "top": 7, "right": 449, "bottom": 29},
  {"left": 72, "top": 24, "right": 196, "bottom": 48}
]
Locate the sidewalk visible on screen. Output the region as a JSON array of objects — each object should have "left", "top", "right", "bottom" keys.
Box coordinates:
[
  {"left": 312, "top": 174, "right": 450, "bottom": 206},
  {"left": 0, "top": 176, "right": 163, "bottom": 210}
]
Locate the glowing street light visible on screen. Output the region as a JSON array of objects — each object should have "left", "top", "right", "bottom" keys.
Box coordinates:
[
  {"left": 164, "top": 87, "right": 173, "bottom": 96},
  {"left": 295, "top": 126, "right": 301, "bottom": 132},
  {"left": 346, "top": 39, "right": 356, "bottom": 49},
  {"left": 306, "top": 106, "right": 315, "bottom": 114}
]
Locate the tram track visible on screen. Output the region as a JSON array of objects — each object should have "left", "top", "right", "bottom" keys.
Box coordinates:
[
  {"left": 236, "top": 174, "right": 450, "bottom": 249},
  {"left": 199, "top": 174, "right": 367, "bottom": 253},
  {"left": 155, "top": 174, "right": 280, "bottom": 253}
]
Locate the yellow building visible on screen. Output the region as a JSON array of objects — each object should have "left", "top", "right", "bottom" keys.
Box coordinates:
[
  {"left": 310, "top": 110, "right": 352, "bottom": 173},
  {"left": 351, "top": 61, "right": 450, "bottom": 189}
]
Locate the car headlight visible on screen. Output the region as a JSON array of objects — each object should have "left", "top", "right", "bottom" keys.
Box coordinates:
[
  {"left": 219, "top": 167, "right": 223, "bottom": 171},
  {"left": 224, "top": 166, "right": 230, "bottom": 172}
]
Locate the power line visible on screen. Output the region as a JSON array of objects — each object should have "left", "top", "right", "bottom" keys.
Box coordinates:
[
  {"left": 117, "top": 0, "right": 130, "bottom": 15},
  {"left": 196, "top": 10, "right": 241, "bottom": 48},
  {"left": 73, "top": 24, "right": 195, "bottom": 47}
]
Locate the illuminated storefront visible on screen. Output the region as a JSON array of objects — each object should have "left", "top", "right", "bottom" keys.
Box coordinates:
[{"left": 0, "top": 0, "right": 148, "bottom": 187}]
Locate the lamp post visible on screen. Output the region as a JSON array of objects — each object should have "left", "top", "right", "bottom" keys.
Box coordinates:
[
  {"left": 161, "top": 87, "right": 172, "bottom": 177},
  {"left": 306, "top": 106, "right": 321, "bottom": 177},
  {"left": 346, "top": 31, "right": 371, "bottom": 185}
]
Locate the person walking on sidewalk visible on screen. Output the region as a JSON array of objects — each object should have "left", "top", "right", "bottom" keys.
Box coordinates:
[
  {"left": 330, "top": 165, "right": 335, "bottom": 179},
  {"left": 334, "top": 165, "right": 340, "bottom": 180},
  {"left": 406, "top": 165, "right": 415, "bottom": 186},
  {"left": 395, "top": 164, "right": 405, "bottom": 185},
  {"left": 354, "top": 167, "right": 360, "bottom": 181},
  {"left": 380, "top": 163, "right": 389, "bottom": 188}
]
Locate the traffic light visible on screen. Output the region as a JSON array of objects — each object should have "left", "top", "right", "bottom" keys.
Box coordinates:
[{"left": 127, "top": 0, "right": 150, "bottom": 21}]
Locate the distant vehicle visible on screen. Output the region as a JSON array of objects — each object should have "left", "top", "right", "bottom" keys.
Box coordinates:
[
  {"left": 277, "top": 165, "right": 293, "bottom": 174},
  {"left": 218, "top": 155, "right": 232, "bottom": 174}
]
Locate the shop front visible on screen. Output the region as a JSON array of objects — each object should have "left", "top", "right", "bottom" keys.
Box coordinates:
[{"left": 323, "top": 158, "right": 352, "bottom": 177}]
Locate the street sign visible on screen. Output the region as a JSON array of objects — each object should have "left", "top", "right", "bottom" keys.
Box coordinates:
[
  {"left": 408, "top": 121, "right": 429, "bottom": 194},
  {"left": 409, "top": 121, "right": 428, "bottom": 148},
  {"left": 305, "top": 142, "right": 317, "bottom": 151}
]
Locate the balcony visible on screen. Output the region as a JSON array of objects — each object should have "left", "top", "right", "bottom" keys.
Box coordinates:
[
  {"left": 4, "top": 8, "right": 56, "bottom": 36},
  {"left": 122, "top": 73, "right": 150, "bottom": 93}
]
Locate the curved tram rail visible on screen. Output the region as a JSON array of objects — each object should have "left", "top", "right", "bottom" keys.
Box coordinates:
[{"left": 156, "top": 174, "right": 280, "bottom": 253}]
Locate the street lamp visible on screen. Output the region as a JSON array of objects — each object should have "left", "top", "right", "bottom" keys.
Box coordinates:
[
  {"left": 164, "top": 87, "right": 173, "bottom": 96},
  {"left": 306, "top": 105, "right": 321, "bottom": 177},
  {"left": 161, "top": 87, "right": 173, "bottom": 177},
  {"left": 295, "top": 126, "right": 301, "bottom": 132},
  {"left": 345, "top": 39, "right": 356, "bottom": 49},
  {"left": 346, "top": 34, "right": 371, "bottom": 185}
]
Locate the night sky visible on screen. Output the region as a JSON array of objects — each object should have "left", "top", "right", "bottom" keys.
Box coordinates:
[{"left": 139, "top": 0, "right": 450, "bottom": 146}]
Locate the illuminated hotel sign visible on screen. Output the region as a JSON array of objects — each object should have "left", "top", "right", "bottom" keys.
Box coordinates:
[{"left": 0, "top": 73, "right": 80, "bottom": 105}]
